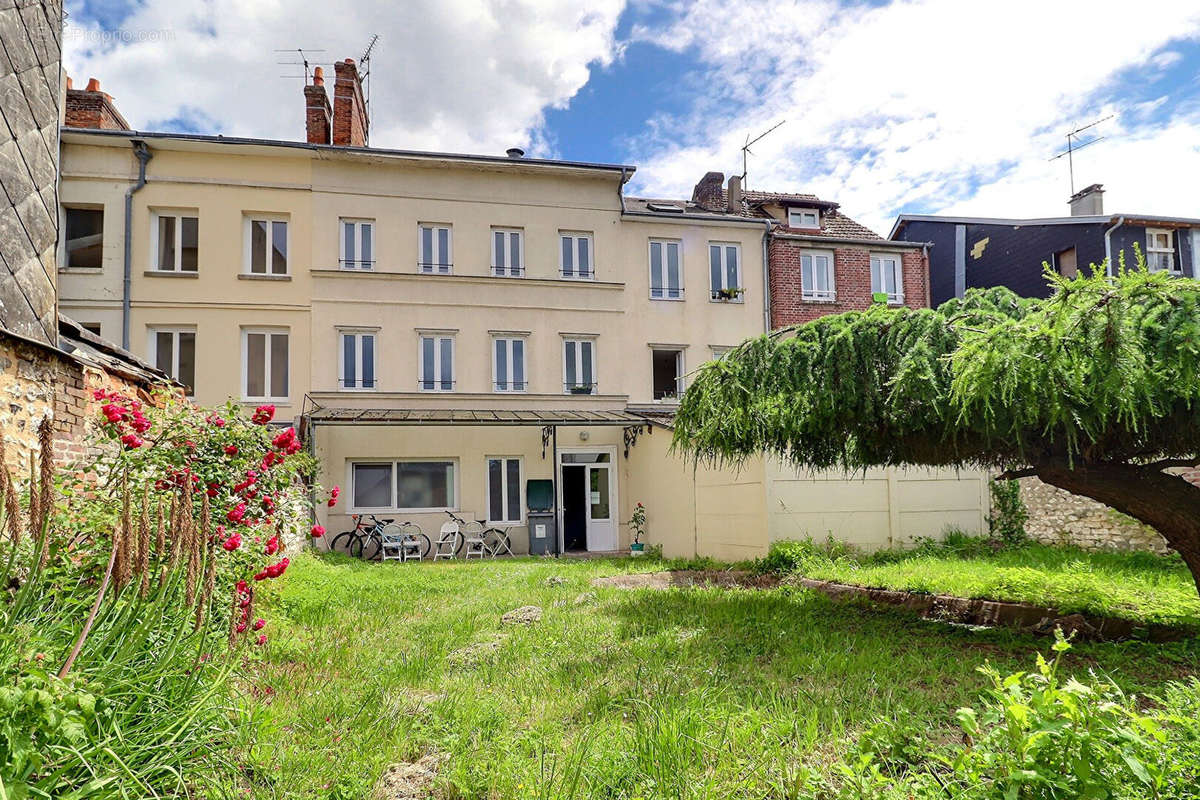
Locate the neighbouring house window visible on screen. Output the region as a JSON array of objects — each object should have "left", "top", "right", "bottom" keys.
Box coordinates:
[
  {"left": 419, "top": 334, "right": 454, "bottom": 391},
  {"left": 246, "top": 217, "right": 288, "bottom": 275},
  {"left": 350, "top": 460, "right": 457, "bottom": 512},
  {"left": 709, "top": 242, "right": 742, "bottom": 300},
  {"left": 1055, "top": 247, "right": 1078, "bottom": 279},
  {"left": 649, "top": 239, "right": 683, "bottom": 299},
  {"left": 710, "top": 345, "right": 732, "bottom": 360},
  {"left": 560, "top": 232, "right": 593, "bottom": 278},
  {"left": 493, "top": 336, "right": 527, "bottom": 392},
  {"left": 150, "top": 328, "right": 195, "bottom": 396},
  {"left": 801, "top": 250, "right": 835, "bottom": 301},
  {"left": 242, "top": 329, "right": 288, "bottom": 401},
  {"left": 418, "top": 224, "right": 452, "bottom": 273},
  {"left": 652, "top": 348, "right": 684, "bottom": 401},
  {"left": 153, "top": 212, "right": 199, "bottom": 272},
  {"left": 788, "top": 208, "right": 820, "bottom": 229},
  {"left": 80, "top": 323, "right": 102, "bottom": 336},
  {"left": 563, "top": 338, "right": 596, "bottom": 394},
  {"left": 339, "top": 331, "right": 376, "bottom": 390},
  {"left": 486, "top": 457, "right": 523, "bottom": 523},
  {"left": 340, "top": 219, "right": 374, "bottom": 269},
  {"left": 871, "top": 253, "right": 904, "bottom": 303},
  {"left": 65, "top": 207, "right": 103, "bottom": 268},
  {"left": 492, "top": 228, "right": 524, "bottom": 276},
  {"left": 1147, "top": 229, "right": 1177, "bottom": 272}
]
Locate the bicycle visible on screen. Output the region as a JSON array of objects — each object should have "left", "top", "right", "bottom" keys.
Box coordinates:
[{"left": 330, "top": 514, "right": 432, "bottom": 561}]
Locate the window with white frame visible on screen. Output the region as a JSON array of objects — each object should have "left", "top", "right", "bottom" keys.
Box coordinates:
[
  {"left": 788, "top": 208, "right": 820, "bottom": 229},
  {"left": 1146, "top": 229, "right": 1177, "bottom": 273},
  {"left": 65, "top": 207, "right": 103, "bottom": 269},
  {"left": 350, "top": 460, "right": 456, "bottom": 512},
  {"left": 340, "top": 219, "right": 374, "bottom": 269},
  {"left": 418, "top": 224, "right": 452, "bottom": 273},
  {"left": 709, "top": 242, "right": 742, "bottom": 300},
  {"left": 649, "top": 239, "right": 683, "bottom": 300},
  {"left": 486, "top": 456, "right": 523, "bottom": 523},
  {"left": 418, "top": 334, "right": 455, "bottom": 391},
  {"left": 492, "top": 336, "right": 527, "bottom": 392},
  {"left": 801, "top": 250, "right": 835, "bottom": 301},
  {"left": 149, "top": 328, "right": 195, "bottom": 396},
  {"left": 245, "top": 216, "right": 288, "bottom": 275},
  {"left": 652, "top": 348, "right": 684, "bottom": 401},
  {"left": 710, "top": 345, "right": 732, "bottom": 361},
  {"left": 492, "top": 228, "right": 524, "bottom": 276},
  {"left": 242, "top": 328, "right": 289, "bottom": 401},
  {"left": 560, "top": 232, "right": 593, "bottom": 278},
  {"left": 151, "top": 211, "right": 198, "bottom": 272},
  {"left": 562, "top": 338, "right": 596, "bottom": 394},
  {"left": 871, "top": 253, "right": 904, "bottom": 303},
  {"left": 339, "top": 330, "right": 377, "bottom": 390}
]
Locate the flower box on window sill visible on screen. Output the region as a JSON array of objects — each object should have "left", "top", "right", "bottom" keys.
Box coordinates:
[
  {"left": 568, "top": 385, "right": 594, "bottom": 395},
  {"left": 712, "top": 287, "right": 745, "bottom": 301}
]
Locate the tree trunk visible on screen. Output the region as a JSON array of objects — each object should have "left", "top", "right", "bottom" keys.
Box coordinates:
[{"left": 1036, "top": 460, "right": 1200, "bottom": 597}]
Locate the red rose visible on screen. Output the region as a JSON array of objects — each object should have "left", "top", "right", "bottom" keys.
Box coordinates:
[
  {"left": 264, "top": 535, "right": 279, "bottom": 555},
  {"left": 102, "top": 404, "right": 126, "bottom": 423},
  {"left": 236, "top": 580, "right": 248, "bottom": 593},
  {"left": 236, "top": 623, "right": 247, "bottom": 633},
  {"left": 272, "top": 427, "right": 297, "bottom": 450},
  {"left": 251, "top": 405, "right": 275, "bottom": 425},
  {"left": 120, "top": 433, "right": 143, "bottom": 449},
  {"left": 222, "top": 533, "right": 243, "bottom": 551},
  {"left": 327, "top": 486, "right": 340, "bottom": 507},
  {"left": 252, "top": 618, "right": 266, "bottom": 631},
  {"left": 310, "top": 525, "right": 325, "bottom": 538},
  {"left": 207, "top": 413, "right": 226, "bottom": 427},
  {"left": 224, "top": 444, "right": 238, "bottom": 456},
  {"left": 255, "top": 634, "right": 267, "bottom": 646},
  {"left": 226, "top": 503, "right": 247, "bottom": 524}
]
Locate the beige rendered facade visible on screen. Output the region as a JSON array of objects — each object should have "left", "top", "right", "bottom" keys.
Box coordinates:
[{"left": 57, "top": 127, "right": 986, "bottom": 557}]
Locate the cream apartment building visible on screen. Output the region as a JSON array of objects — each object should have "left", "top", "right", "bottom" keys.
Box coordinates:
[{"left": 56, "top": 65, "right": 987, "bottom": 557}]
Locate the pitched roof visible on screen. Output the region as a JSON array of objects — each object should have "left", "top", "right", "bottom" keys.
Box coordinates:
[{"left": 736, "top": 189, "right": 885, "bottom": 240}]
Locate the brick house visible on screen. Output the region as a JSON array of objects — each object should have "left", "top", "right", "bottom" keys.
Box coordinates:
[{"left": 686, "top": 172, "right": 930, "bottom": 328}]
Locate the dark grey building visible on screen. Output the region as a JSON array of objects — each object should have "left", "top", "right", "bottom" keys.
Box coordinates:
[{"left": 890, "top": 185, "right": 1200, "bottom": 308}]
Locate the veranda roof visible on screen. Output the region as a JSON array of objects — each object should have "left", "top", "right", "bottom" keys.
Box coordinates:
[{"left": 303, "top": 407, "right": 671, "bottom": 427}]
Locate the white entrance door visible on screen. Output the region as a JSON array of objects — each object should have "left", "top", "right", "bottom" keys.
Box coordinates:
[{"left": 560, "top": 448, "right": 617, "bottom": 552}]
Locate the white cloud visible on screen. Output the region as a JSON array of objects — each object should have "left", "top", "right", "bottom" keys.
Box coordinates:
[
  {"left": 63, "top": 0, "right": 625, "bottom": 156},
  {"left": 625, "top": 0, "right": 1200, "bottom": 234}
]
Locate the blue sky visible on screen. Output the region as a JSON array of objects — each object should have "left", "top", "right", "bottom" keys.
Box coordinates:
[{"left": 65, "top": 0, "right": 1200, "bottom": 234}]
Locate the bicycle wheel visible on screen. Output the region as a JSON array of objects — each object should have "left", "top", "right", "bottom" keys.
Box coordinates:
[
  {"left": 329, "top": 531, "right": 360, "bottom": 556},
  {"left": 360, "top": 532, "right": 382, "bottom": 561}
]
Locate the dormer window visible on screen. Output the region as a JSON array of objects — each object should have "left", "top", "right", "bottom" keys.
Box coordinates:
[{"left": 788, "top": 208, "right": 820, "bottom": 229}]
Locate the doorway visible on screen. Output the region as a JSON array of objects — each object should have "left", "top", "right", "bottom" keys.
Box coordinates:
[{"left": 558, "top": 448, "right": 617, "bottom": 552}]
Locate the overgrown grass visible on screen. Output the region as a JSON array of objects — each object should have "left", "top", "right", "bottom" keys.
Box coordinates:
[
  {"left": 755, "top": 535, "right": 1200, "bottom": 627},
  {"left": 239, "top": 552, "right": 1200, "bottom": 798}
]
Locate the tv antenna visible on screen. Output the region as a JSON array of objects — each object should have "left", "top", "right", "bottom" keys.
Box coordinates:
[
  {"left": 359, "top": 34, "right": 380, "bottom": 125},
  {"left": 741, "top": 120, "right": 786, "bottom": 185},
  {"left": 1049, "top": 114, "right": 1114, "bottom": 195},
  {"left": 274, "top": 48, "right": 327, "bottom": 82}
]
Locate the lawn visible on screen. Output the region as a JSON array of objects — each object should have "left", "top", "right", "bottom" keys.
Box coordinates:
[
  {"left": 235, "top": 551, "right": 1200, "bottom": 799},
  {"left": 760, "top": 537, "right": 1200, "bottom": 628}
]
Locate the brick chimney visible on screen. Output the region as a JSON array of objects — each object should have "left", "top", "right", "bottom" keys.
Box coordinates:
[
  {"left": 64, "top": 77, "right": 131, "bottom": 130},
  {"left": 691, "top": 171, "right": 724, "bottom": 212},
  {"left": 726, "top": 174, "right": 743, "bottom": 214},
  {"left": 304, "top": 66, "right": 332, "bottom": 144},
  {"left": 331, "top": 58, "right": 368, "bottom": 147},
  {"left": 1069, "top": 183, "right": 1104, "bottom": 216}
]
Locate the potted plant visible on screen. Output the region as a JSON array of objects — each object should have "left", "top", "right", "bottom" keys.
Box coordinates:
[
  {"left": 715, "top": 287, "right": 744, "bottom": 301},
  {"left": 569, "top": 384, "right": 593, "bottom": 395},
  {"left": 628, "top": 502, "right": 646, "bottom": 555}
]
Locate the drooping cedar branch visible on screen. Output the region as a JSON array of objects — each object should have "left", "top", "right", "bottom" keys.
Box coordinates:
[{"left": 673, "top": 261, "right": 1200, "bottom": 594}]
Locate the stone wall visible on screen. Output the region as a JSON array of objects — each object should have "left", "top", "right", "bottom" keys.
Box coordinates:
[
  {"left": 0, "top": 0, "right": 63, "bottom": 346},
  {"left": 1016, "top": 476, "right": 1170, "bottom": 554}
]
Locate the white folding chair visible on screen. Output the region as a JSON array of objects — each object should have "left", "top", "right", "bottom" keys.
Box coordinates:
[
  {"left": 462, "top": 520, "right": 487, "bottom": 559},
  {"left": 380, "top": 522, "right": 406, "bottom": 561},
  {"left": 434, "top": 520, "right": 460, "bottom": 560}
]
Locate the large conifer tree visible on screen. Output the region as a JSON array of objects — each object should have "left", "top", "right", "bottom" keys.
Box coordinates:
[{"left": 673, "top": 265, "right": 1200, "bottom": 593}]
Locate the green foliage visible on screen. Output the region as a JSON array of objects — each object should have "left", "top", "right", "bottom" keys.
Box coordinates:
[
  {"left": 827, "top": 633, "right": 1200, "bottom": 799},
  {"left": 752, "top": 536, "right": 1200, "bottom": 626},
  {"left": 988, "top": 479, "right": 1029, "bottom": 546},
  {"left": 673, "top": 262, "right": 1200, "bottom": 473}
]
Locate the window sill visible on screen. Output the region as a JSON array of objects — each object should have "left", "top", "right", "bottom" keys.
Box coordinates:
[
  {"left": 649, "top": 296, "right": 686, "bottom": 302},
  {"left": 709, "top": 298, "right": 745, "bottom": 304},
  {"left": 801, "top": 296, "right": 838, "bottom": 304},
  {"left": 240, "top": 398, "right": 291, "bottom": 406},
  {"left": 239, "top": 273, "right": 292, "bottom": 281},
  {"left": 59, "top": 267, "right": 103, "bottom": 274},
  {"left": 144, "top": 270, "right": 198, "bottom": 278}
]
